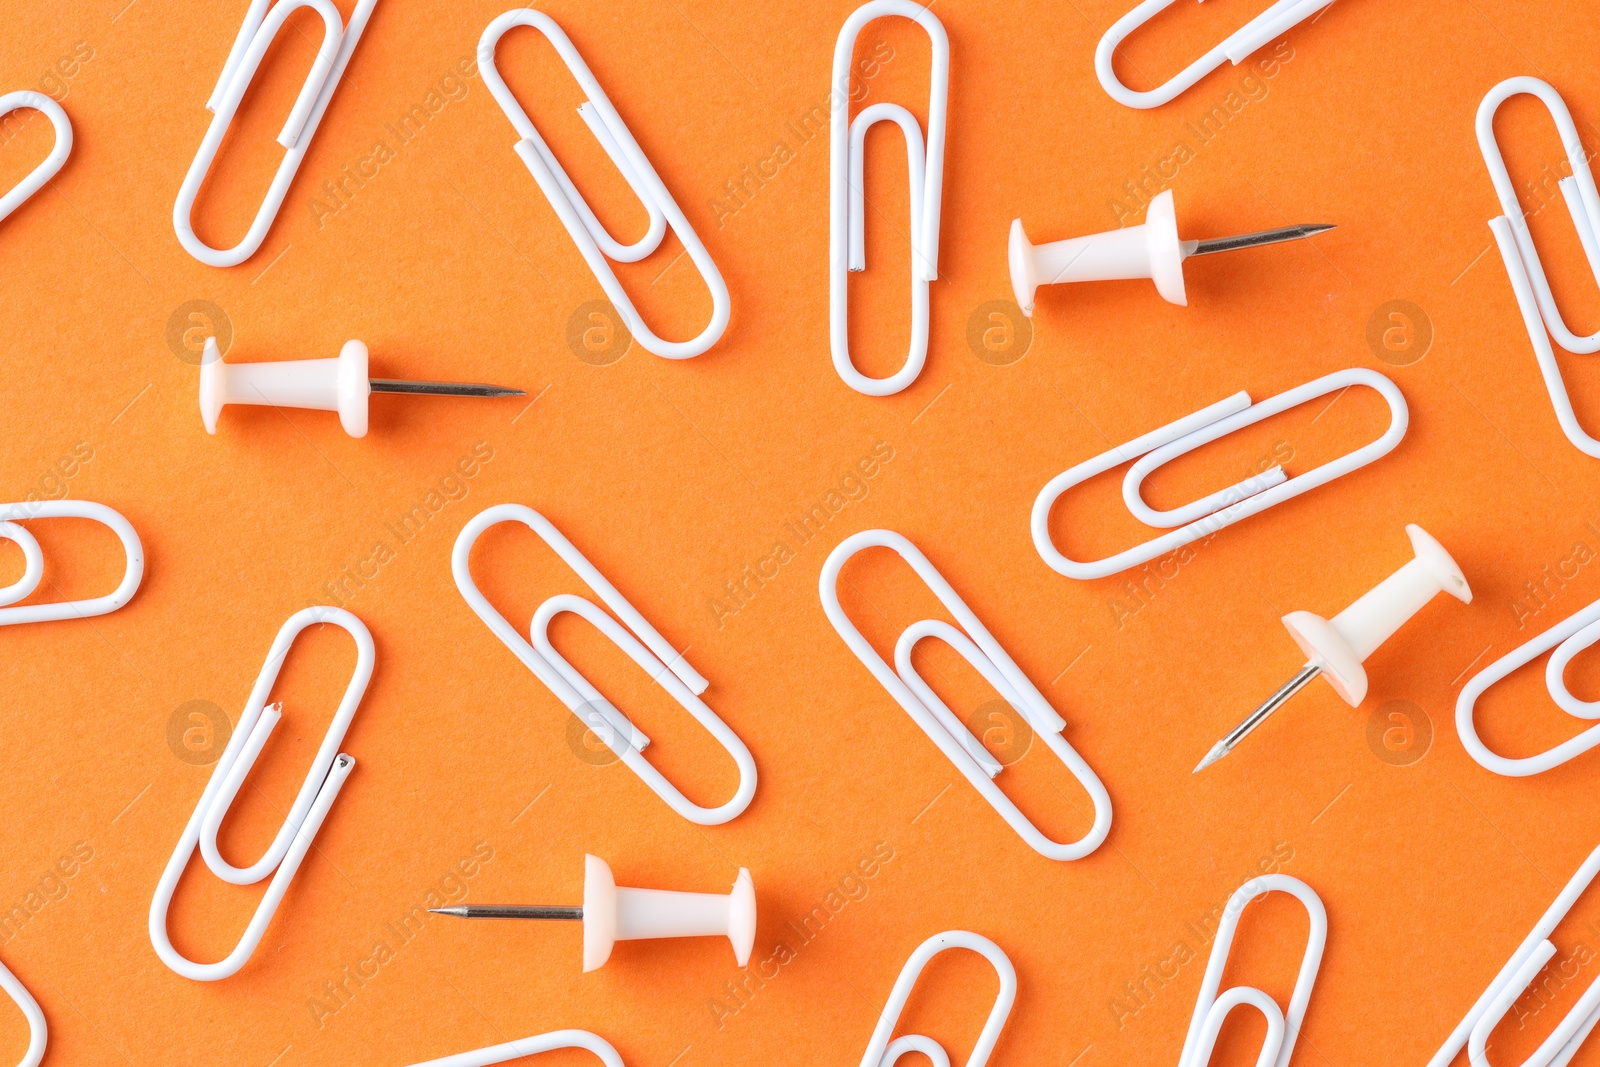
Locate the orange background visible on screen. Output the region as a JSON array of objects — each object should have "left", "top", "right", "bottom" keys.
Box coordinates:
[{"left": 3, "top": 0, "right": 1600, "bottom": 1064}]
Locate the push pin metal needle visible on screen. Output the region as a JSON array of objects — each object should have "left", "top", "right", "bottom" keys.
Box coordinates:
[
  {"left": 432, "top": 855, "right": 756, "bottom": 972},
  {"left": 198, "top": 337, "right": 523, "bottom": 437},
  {"left": 1008, "top": 188, "right": 1334, "bottom": 315},
  {"left": 1195, "top": 525, "right": 1472, "bottom": 773}
]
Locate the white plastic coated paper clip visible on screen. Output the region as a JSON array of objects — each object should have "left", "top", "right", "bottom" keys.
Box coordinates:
[
  {"left": 404, "top": 1030, "right": 624, "bottom": 1067},
  {"left": 479, "top": 10, "right": 729, "bottom": 360},
  {"left": 1180, "top": 875, "right": 1325, "bottom": 1067},
  {"left": 174, "top": 0, "right": 378, "bottom": 266},
  {"left": 0, "top": 501, "right": 144, "bottom": 626},
  {"left": 1032, "top": 368, "right": 1408, "bottom": 581},
  {"left": 1428, "top": 842, "right": 1600, "bottom": 1067},
  {"left": 453, "top": 504, "right": 756, "bottom": 825},
  {"left": 0, "top": 91, "right": 72, "bottom": 228},
  {"left": 859, "top": 931, "right": 1016, "bottom": 1067},
  {"left": 1478, "top": 77, "right": 1600, "bottom": 457},
  {"left": 820, "top": 530, "right": 1112, "bottom": 860},
  {"left": 1095, "top": 0, "right": 1334, "bottom": 109},
  {"left": 1457, "top": 596, "right": 1600, "bottom": 777},
  {"left": 150, "top": 607, "right": 374, "bottom": 981},
  {"left": 0, "top": 954, "right": 45, "bottom": 1067},
  {"left": 829, "top": 0, "right": 949, "bottom": 396}
]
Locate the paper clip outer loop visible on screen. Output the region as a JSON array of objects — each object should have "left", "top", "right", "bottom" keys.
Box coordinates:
[
  {"left": 149, "top": 606, "right": 372, "bottom": 981},
  {"left": 1095, "top": 0, "right": 1335, "bottom": 109},
  {"left": 1456, "top": 597, "right": 1600, "bottom": 777},
  {"left": 478, "top": 9, "right": 730, "bottom": 360},
  {"left": 452, "top": 504, "right": 757, "bottom": 826},
  {"left": 0, "top": 501, "right": 144, "bottom": 626},
  {"left": 820, "top": 529, "right": 1112, "bottom": 861},
  {"left": 858, "top": 931, "right": 1017, "bottom": 1067},
  {"left": 1180, "top": 874, "right": 1325, "bottom": 1067},
  {"left": 1032, "top": 368, "right": 1408, "bottom": 581},
  {"left": 0, "top": 954, "right": 45, "bottom": 1067},
  {"left": 0, "top": 91, "right": 72, "bottom": 227},
  {"left": 403, "top": 1030, "right": 624, "bottom": 1067},
  {"left": 1428, "top": 843, "right": 1600, "bottom": 1067},
  {"left": 828, "top": 0, "right": 948, "bottom": 396},
  {"left": 173, "top": 0, "right": 378, "bottom": 267}
]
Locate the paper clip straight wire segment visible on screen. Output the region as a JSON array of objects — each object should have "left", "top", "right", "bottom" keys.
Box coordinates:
[
  {"left": 1181, "top": 875, "right": 1326, "bottom": 1067},
  {"left": 479, "top": 10, "right": 729, "bottom": 360},
  {"left": 1457, "top": 597, "right": 1600, "bottom": 777},
  {"left": 0, "top": 91, "right": 71, "bottom": 227},
  {"left": 1095, "top": 0, "right": 1335, "bottom": 109},
  {"left": 452, "top": 504, "right": 756, "bottom": 825},
  {"left": 859, "top": 931, "right": 1016, "bottom": 1067},
  {"left": 1428, "top": 842, "right": 1600, "bottom": 1067},
  {"left": 820, "top": 530, "right": 1112, "bottom": 861},
  {"left": 150, "top": 607, "right": 373, "bottom": 981},
  {"left": 830, "top": 0, "right": 949, "bottom": 396},
  {"left": 0, "top": 955, "right": 45, "bottom": 1067},
  {"left": 174, "top": 0, "right": 378, "bottom": 267},
  {"left": 0, "top": 501, "right": 144, "bottom": 626},
  {"left": 1478, "top": 78, "right": 1600, "bottom": 456},
  {"left": 403, "top": 1030, "right": 624, "bottom": 1067},
  {"left": 1032, "top": 369, "right": 1408, "bottom": 581}
]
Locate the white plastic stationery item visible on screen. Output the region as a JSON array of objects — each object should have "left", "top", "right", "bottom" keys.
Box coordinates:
[
  {"left": 820, "top": 529, "right": 1112, "bottom": 861},
  {"left": 829, "top": 0, "right": 949, "bottom": 396},
  {"left": 1457, "top": 596, "right": 1600, "bottom": 777},
  {"left": 1031, "top": 369, "right": 1408, "bottom": 581},
  {"left": 1181, "top": 875, "right": 1325, "bottom": 1067},
  {"left": 1428, "top": 842, "right": 1600, "bottom": 1067},
  {"left": 0, "top": 91, "right": 72, "bottom": 227},
  {"left": 149, "top": 606, "right": 373, "bottom": 981},
  {"left": 0, "top": 501, "right": 144, "bottom": 626},
  {"left": 859, "top": 931, "right": 1016, "bottom": 1067},
  {"left": 0, "top": 955, "right": 45, "bottom": 1067},
  {"left": 479, "top": 10, "right": 729, "bottom": 360},
  {"left": 404, "top": 1030, "right": 623, "bottom": 1067},
  {"left": 452, "top": 504, "right": 756, "bottom": 825},
  {"left": 1095, "top": 0, "right": 1335, "bottom": 109},
  {"left": 174, "top": 0, "right": 378, "bottom": 266},
  {"left": 1478, "top": 77, "right": 1600, "bottom": 457}
]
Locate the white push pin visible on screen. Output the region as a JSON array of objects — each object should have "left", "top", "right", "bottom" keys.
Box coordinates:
[
  {"left": 1007, "top": 189, "right": 1334, "bottom": 316},
  {"left": 1195, "top": 524, "right": 1472, "bottom": 772},
  {"left": 431, "top": 855, "right": 756, "bottom": 972},
  {"left": 198, "top": 337, "right": 523, "bottom": 437}
]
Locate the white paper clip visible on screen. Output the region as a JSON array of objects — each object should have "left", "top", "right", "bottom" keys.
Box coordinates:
[
  {"left": 1428, "top": 842, "right": 1600, "bottom": 1067},
  {"left": 1457, "top": 596, "right": 1600, "bottom": 777},
  {"left": 404, "top": 1030, "right": 623, "bottom": 1067},
  {"left": 479, "top": 10, "right": 729, "bottom": 360},
  {"left": 1095, "top": 0, "right": 1335, "bottom": 109},
  {"left": 859, "top": 931, "right": 1016, "bottom": 1067},
  {"left": 453, "top": 504, "right": 756, "bottom": 825},
  {"left": 829, "top": 0, "right": 949, "bottom": 396},
  {"left": 820, "top": 530, "right": 1112, "bottom": 861},
  {"left": 0, "top": 954, "right": 45, "bottom": 1067},
  {"left": 1478, "top": 77, "right": 1600, "bottom": 457},
  {"left": 1032, "top": 368, "right": 1408, "bottom": 581},
  {"left": 0, "top": 91, "right": 72, "bottom": 228},
  {"left": 174, "top": 0, "right": 379, "bottom": 267},
  {"left": 150, "top": 606, "right": 374, "bottom": 981},
  {"left": 0, "top": 501, "right": 144, "bottom": 626},
  {"left": 1180, "top": 874, "right": 1325, "bottom": 1067}
]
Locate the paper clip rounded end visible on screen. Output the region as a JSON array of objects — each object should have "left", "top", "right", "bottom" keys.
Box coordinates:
[
  {"left": 1406, "top": 524, "right": 1472, "bottom": 605},
  {"left": 1007, "top": 219, "right": 1038, "bottom": 318},
  {"left": 1146, "top": 189, "right": 1187, "bottom": 306},
  {"left": 1283, "top": 610, "right": 1365, "bottom": 706},
  {"left": 728, "top": 868, "right": 756, "bottom": 967}
]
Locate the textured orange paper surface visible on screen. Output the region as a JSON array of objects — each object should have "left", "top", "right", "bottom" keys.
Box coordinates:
[{"left": 5, "top": 1, "right": 1600, "bottom": 1064}]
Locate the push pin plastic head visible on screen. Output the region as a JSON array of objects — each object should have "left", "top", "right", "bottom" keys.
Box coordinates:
[
  {"left": 198, "top": 337, "right": 524, "bottom": 437},
  {"left": 1007, "top": 188, "right": 1335, "bottom": 316},
  {"left": 431, "top": 855, "right": 756, "bottom": 972},
  {"left": 1195, "top": 524, "right": 1472, "bottom": 772}
]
